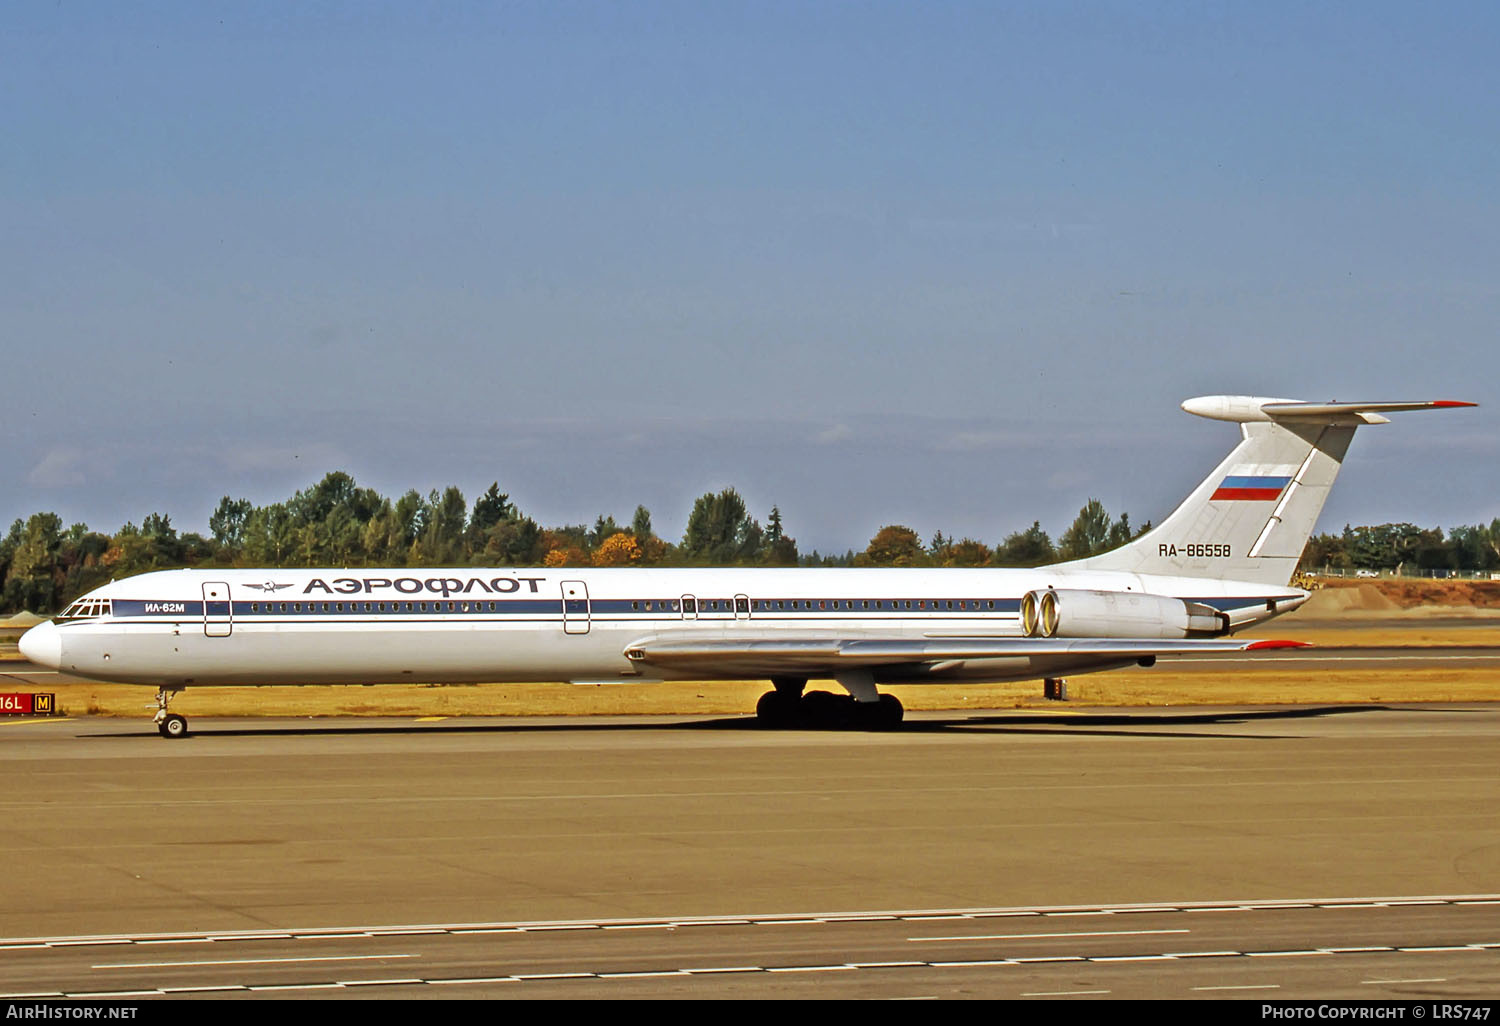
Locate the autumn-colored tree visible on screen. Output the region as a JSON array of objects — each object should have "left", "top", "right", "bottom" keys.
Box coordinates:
[
  {"left": 947, "top": 538, "right": 992, "bottom": 567},
  {"left": 592, "top": 532, "right": 643, "bottom": 566},
  {"left": 862, "top": 525, "right": 924, "bottom": 566},
  {"left": 543, "top": 546, "right": 588, "bottom": 568}
]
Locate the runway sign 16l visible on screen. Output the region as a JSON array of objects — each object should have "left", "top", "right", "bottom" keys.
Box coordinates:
[{"left": 1, "top": 693, "right": 53, "bottom": 715}]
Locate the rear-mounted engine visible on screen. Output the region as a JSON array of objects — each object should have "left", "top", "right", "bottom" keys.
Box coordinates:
[{"left": 1020, "top": 588, "right": 1230, "bottom": 639}]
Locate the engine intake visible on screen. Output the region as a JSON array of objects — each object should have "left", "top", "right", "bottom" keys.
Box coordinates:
[{"left": 1021, "top": 589, "right": 1230, "bottom": 639}]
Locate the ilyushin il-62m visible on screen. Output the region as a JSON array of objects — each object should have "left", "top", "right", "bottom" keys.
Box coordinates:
[{"left": 19, "top": 395, "right": 1475, "bottom": 737}]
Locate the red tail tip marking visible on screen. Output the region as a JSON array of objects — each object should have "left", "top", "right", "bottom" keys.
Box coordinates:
[{"left": 1246, "top": 640, "right": 1312, "bottom": 650}]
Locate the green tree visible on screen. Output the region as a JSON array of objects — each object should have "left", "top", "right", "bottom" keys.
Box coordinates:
[
  {"left": 480, "top": 515, "right": 543, "bottom": 565},
  {"left": 589, "top": 515, "right": 621, "bottom": 549},
  {"left": 631, "top": 505, "right": 654, "bottom": 541},
  {"left": 1301, "top": 531, "right": 1351, "bottom": 571},
  {"left": 209, "top": 497, "right": 253, "bottom": 549},
  {"left": 240, "top": 504, "right": 296, "bottom": 565},
  {"left": 1058, "top": 499, "right": 1114, "bottom": 560},
  {"left": 993, "top": 521, "right": 1056, "bottom": 566},
  {"left": 416, "top": 487, "right": 467, "bottom": 564},
  {"left": 3, "top": 513, "right": 64, "bottom": 612},
  {"left": 763, "top": 505, "right": 799, "bottom": 566},
  {"left": 681, "top": 489, "right": 762, "bottom": 564},
  {"left": 469, "top": 484, "right": 514, "bottom": 537},
  {"left": 393, "top": 490, "right": 427, "bottom": 556}
]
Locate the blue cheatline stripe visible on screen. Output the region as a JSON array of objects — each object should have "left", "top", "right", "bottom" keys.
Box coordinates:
[
  {"left": 84, "top": 595, "right": 1289, "bottom": 621},
  {"left": 104, "top": 596, "right": 1029, "bottom": 619}
]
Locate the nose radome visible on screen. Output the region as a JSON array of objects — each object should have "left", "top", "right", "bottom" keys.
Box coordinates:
[{"left": 18, "top": 620, "right": 61, "bottom": 669}]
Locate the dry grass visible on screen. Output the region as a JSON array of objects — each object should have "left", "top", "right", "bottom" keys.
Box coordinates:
[{"left": 25, "top": 661, "right": 1500, "bottom": 721}]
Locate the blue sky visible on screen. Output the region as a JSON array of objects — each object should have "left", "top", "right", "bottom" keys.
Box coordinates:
[{"left": 4, "top": 2, "right": 1496, "bottom": 553}]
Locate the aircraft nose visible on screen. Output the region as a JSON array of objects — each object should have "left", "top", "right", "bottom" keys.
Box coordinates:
[{"left": 18, "top": 621, "right": 61, "bottom": 669}]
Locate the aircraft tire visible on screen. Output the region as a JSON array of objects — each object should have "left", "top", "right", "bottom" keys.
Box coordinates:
[
  {"left": 755, "top": 690, "right": 797, "bottom": 728},
  {"left": 876, "top": 693, "right": 904, "bottom": 729},
  {"left": 799, "top": 690, "right": 847, "bottom": 729},
  {"left": 159, "top": 714, "right": 188, "bottom": 739}
]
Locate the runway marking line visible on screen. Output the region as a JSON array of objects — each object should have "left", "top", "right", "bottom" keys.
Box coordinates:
[
  {"left": 908, "top": 928, "right": 1190, "bottom": 943},
  {"left": 94, "top": 953, "right": 416, "bottom": 970},
  {"left": 1246, "top": 950, "right": 1332, "bottom": 958},
  {"left": 1166, "top": 950, "right": 1242, "bottom": 958},
  {"left": 513, "top": 972, "right": 593, "bottom": 980},
  {"left": 1024, "top": 990, "right": 1110, "bottom": 996},
  {"left": 1362, "top": 977, "right": 1448, "bottom": 985},
  {"left": 136, "top": 938, "right": 214, "bottom": 946},
  {"left": 366, "top": 928, "right": 447, "bottom": 937},
  {"left": 158, "top": 986, "right": 248, "bottom": 994}
]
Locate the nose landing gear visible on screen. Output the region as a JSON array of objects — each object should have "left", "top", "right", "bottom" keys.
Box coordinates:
[{"left": 154, "top": 687, "right": 188, "bottom": 738}]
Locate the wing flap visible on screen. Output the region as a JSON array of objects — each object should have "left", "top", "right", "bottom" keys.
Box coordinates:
[{"left": 624, "top": 633, "right": 1303, "bottom": 675}]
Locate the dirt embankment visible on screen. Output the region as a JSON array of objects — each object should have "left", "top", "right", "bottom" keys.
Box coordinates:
[
  {"left": 1352, "top": 578, "right": 1500, "bottom": 608},
  {"left": 1296, "top": 578, "right": 1500, "bottom": 617}
]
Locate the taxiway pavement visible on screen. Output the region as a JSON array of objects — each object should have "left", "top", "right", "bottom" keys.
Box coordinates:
[{"left": 3, "top": 703, "right": 1499, "bottom": 997}]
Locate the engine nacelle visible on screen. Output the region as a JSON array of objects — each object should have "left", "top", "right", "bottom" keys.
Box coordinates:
[{"left": 1020, "top": 588, "right": 1230, "bottom": 639}]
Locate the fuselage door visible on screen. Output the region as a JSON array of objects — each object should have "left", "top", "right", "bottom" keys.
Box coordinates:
[
  {"left": 734, "top": 594, "right": 751, "bottom": 620},
  {"left": 203, "top": 582, "right": 232, "bottom": 638},
  {"left": 562, "top": 581, "right": 590, "bottom": 635},
  {"left": 680, "top": 594, "right": 698, "bottom": 620}
]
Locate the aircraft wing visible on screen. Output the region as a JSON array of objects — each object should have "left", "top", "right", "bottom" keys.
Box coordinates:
[{"left": 623, "top": 634, "right": 1304, "bottom": 678}]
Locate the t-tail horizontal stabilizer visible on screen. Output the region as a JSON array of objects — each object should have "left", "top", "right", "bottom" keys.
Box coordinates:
[{"left": 1069, "top": 395, "right": 1477, "bottom": 587}]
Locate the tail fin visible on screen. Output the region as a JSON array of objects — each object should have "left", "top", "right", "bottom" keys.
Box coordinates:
[{"left": 1067, "top": 396, "right": 1476, "bottom": 586}]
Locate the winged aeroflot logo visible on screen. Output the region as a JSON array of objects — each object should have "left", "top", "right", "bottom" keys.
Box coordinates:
[{"left": 243, "top": 581, "right": 294, "bottom": 592}]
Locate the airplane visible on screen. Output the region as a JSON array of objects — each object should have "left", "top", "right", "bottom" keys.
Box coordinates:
[{"left": 18, "top": 394, "right": 1475, "bottom": 737}]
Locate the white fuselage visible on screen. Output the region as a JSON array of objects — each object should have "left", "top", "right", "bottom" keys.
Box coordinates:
[{"left": 25, "top": 566, "right": 1305, "bottom": 689}]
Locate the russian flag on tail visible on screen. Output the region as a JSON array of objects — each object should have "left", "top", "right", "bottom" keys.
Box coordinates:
[{"left": 1211, "top": 475, "right": 1291, "bottom": 501}]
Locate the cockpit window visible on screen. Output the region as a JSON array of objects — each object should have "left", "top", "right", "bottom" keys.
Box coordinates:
[{"left": 55, "top": 599, "right": 111, "bottom": 623}]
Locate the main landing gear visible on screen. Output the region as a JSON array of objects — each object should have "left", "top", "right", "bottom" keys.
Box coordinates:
[
  {"left": 755, "top": 675, "right": 904, "bottom": 730},
  {"left": 154, "top": 687, "right": 188, "bottom": 739}
]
